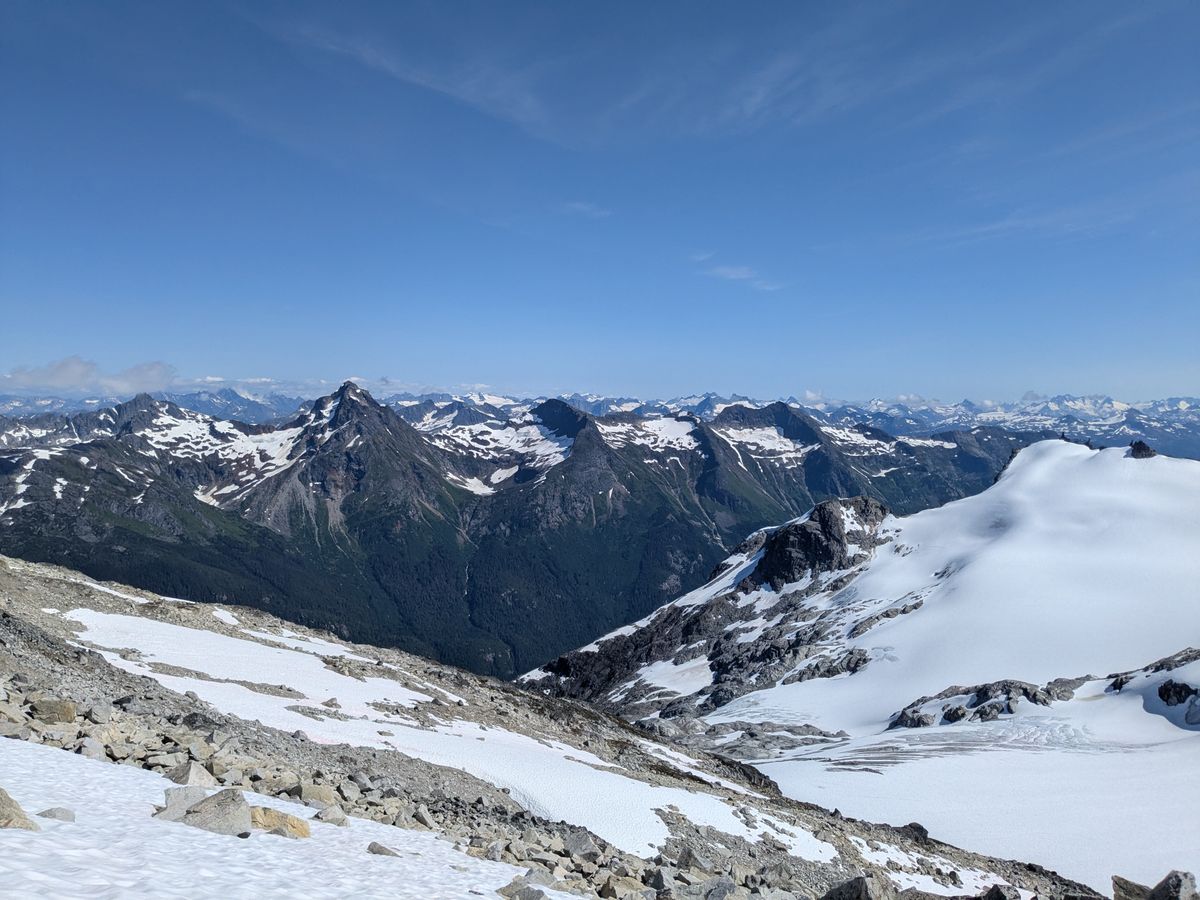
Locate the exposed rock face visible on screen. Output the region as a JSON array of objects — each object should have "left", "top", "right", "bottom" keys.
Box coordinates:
[
  {"left": 751, "top": 498, "right": 889, "bottom": 591},
  {"left": 1130, "top": 440, "right": 1158, "bottom": 459},
  {"left": 531, "top": 497, "right": 893, "bottom": 728},
  {"left": 1158, "top": 680, "right": 1198, "bottom": 706},
  {"left": 1149, "top": 871, "right": 1198, "bottom": 900}
]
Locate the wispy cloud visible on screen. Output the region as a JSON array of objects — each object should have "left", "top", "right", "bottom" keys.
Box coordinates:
[
  {"left": 899, "top": 166, "right": 1200, "bottom": 247},
  {"left": 561, "top": 201, "right": 612, "bottom": 219},
  {"left": 704, "top": 264, "right": 783, "bottom": 292},
  {"left": 271, "top": 22, "right": 550, "bottom": 135}
]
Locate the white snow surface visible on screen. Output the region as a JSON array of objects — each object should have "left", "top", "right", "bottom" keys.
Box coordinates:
[
  {"left": 557, "top": 441, "right": 1200, "bottom": 889},
  {"left": 711, "top": 427, "right": 820, "bottom": 467},
  {"left": 596, "top": 417, "right": 700, "bottom": 453},
  {"left": 0, "top": 737, "right": 569, "bottom": 899},
  {"left": 711, "top": 442, "right": 1200, "bottom": 735},
  {"left": 53, "top": 603, "right": 835, "bottom": 861}
]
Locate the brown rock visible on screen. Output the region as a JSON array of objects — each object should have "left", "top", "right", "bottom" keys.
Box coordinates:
[
  {"left": 251, "top": 806, "right": 311, "bottom": 838},
  {"left": 0, "top": 786, "right": 40, "bottom": 831}
]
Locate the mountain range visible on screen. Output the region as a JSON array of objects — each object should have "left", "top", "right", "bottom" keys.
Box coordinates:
[
  {"left": 0, "top": 382, "right": 1032, "bottom": 677},
  {"left": 4, "top": 387, "right": 1198, "bottom": 457}
]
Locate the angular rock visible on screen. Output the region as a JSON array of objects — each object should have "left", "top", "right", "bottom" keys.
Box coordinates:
[
  {"left": 0, "top": 786, "right": 40, "bottom": 831},
  {"left": 498, "top": 879, "right": 549, "bottom": 900},
  {"left": 820, "top": 874, "right": 898, "bottom": 900},
  {"left": 161, "top": 785, "right": 210, "bottom": 812},
  {"left": 76, "top": 736, "right": 106, "bottom": 760},
  {"left": 648, "top": 867, "right": 678, "bottom": 890},
  {"left": 564, "top": 829, "right": 602, "bottom": 863},
  {"left": 178, "top": 788, "right": 251, "bottom": 836},
  {"left": 30, "top": 697, "right": 76, "bottom": 724},
  {"left": 37, "top": 807, "right": 75, "bottom": 822},
  {"left": 167, "top": 761, "right": 218, "bottom": 787},
  {"left": 367, "top": 841, "right": 400, "bottom": 857},
  {"left": 678, "top": 846, "right": 715, "bottom": 872},
  {"left": 413, "top": 803, "right": 436, "bottom": 828},
  {"left": 313, "top": 804, "right": 349, "bottom": 826},
  {"left": 1148, "top": 872, "right": 1198, "bottom": 900},
  {"left": 299, "top": 782, "right": 338, "bottom": 808},
  {"left": 981, "top": 886, "right": 1021, "bottom": 900},
  {"left": 145, "top": 752, "right": 187, "bottom": 768},
  {"left": 1114, "top": 877, "right": 1152, "bottom": 900},
  {"left": 0, "top": 723, "right": 32, "bottom": 741},
  {"left": 250, "top": 806, "right": 311, "bottom": 838}
]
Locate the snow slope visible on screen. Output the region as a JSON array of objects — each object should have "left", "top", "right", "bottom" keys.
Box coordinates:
[
  {"left": 714, "top": 441, "right": 1200, "bottom": 734},
  {"left": 0, "top": 736, "right": 571, "bottom": 900},
  {"left": 45, "top": 600, "right": 835, "bottom": 862},
  {"left": 538, "top": 441, "right": 1200, "bottom": 888}
]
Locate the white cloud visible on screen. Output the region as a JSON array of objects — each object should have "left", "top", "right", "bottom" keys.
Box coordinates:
[{"left": 0, "top": 356, "right": 176, "bottom": 397}]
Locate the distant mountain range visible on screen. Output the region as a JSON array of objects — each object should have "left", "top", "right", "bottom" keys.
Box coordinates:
[
  {"left": 0, "top": 383, "right": 1033, "bottom": 677},
  {"left": 5, "top": 387, "right": 1196, "bottom": 456}
]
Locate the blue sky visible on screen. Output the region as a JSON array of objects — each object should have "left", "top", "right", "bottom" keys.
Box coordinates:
[{"left": 2, "top": 1, "right": 1197, "bottom": 402}]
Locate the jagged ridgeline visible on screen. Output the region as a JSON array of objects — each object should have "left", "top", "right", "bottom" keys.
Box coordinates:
[{"left": 0, "top": 383, "right": 1033, "bottom": 677}]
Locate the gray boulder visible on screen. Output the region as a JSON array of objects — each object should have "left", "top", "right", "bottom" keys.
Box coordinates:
[
  {"left": 30, "top": 697, "right": 77, "bottom": 724},
  {"left": 564, "top": 829, "right": 602, "bottom": 862},
  {"left": 178, "top": 788, "right": 252, "bottom": 836},
  {"left": 820, "top": 874, "right": 898, "bottom": 900},
  {"left": 167, "top": 761, "right": 218, "bottom": 787},
  {"left": 313, "top": 804, "right": 349, "bottom": 826},
  {"left": 37, "top": 807, "right": 75, "bottom": 822},
  {"left": 367, "top": 841, "right": 400, "bottom": 857},
  {"left": 77, "top": 736, "right": 106, "bottom": 760}
]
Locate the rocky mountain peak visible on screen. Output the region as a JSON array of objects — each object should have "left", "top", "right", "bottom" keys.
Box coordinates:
[
  {"left": 108, "top": 392, "right": 170, "bottom": 433},
  {"left": 530, "top": 398, "right": 590, "bottom": 439},
  {"left": 750, "top": 496, "right": 889, "bottom": 590}
]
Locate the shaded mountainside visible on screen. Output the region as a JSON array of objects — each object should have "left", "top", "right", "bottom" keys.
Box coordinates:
[{"left": 2, "top": 383, "right": 1032, "bottom": 677}]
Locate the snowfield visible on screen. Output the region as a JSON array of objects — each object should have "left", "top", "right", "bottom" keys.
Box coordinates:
[
  {"left": 544, "top": 440, "right": 1200, "bottom": 889},
  {"left": 49, "top": 601, "right": 835, "bottom": 861},
  {"left": 0, "top": 737, "right": 571, "bottom": 899}
]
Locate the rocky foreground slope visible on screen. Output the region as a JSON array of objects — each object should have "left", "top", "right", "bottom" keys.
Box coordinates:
[
  {"left": 528, "top": 441, "right": 1200, "bottom": 888},
  {"left": 0, "top": 554, "right": 1160, "bottom": 899}
]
